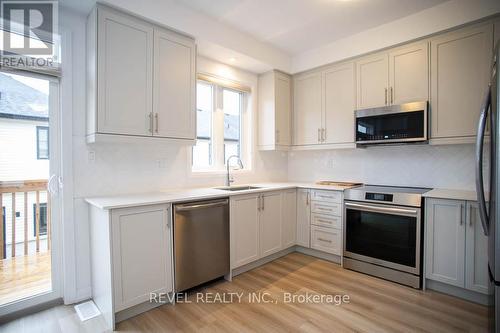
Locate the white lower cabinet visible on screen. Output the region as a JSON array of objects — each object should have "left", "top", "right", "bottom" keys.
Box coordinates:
[
  {"left": 231, "top": 194, "right": 261, "bottom": 268},
  {"left": 111, "top": 204, "right": 173, "bottom": 312},
  {"left": 282, "top": 189, "right": 297, "bottom": 249},
  {"left": 89, "top": 203, "right": 174, "bottom": 330},
  {"left": 231, "top": 190, "right": 297, "bottom": 269},
  {"left": 260, "top": 192, "right": 283, "bottom": 257},
  {"left": 311, "top": 226, "right": 342, "bottom": 255},
  {"left": 296, "top": 189, "right": 311, "bottom": 247},
  {"left": 425, "top": 198, "right": 491, "bottom": 294},
  {"left": 465, "top": 202, "right": 490, "bottom": 294}
]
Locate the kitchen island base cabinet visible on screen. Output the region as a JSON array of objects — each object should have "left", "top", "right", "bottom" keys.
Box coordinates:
[
  {"left": 89, "top": 204, "right": 174, "bottom": 330},
  {"left": 425, "top": 198, "right": 491, "bottom": 295}
]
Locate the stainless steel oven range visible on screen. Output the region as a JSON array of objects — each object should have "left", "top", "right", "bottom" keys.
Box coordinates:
[{"left": 343, "top": 185, "right": 431, "bottom": 288}]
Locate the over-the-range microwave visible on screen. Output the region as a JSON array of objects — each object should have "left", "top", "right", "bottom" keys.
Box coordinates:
[{"left": 355, "top": 101, "right": 428, "bottom": 146}]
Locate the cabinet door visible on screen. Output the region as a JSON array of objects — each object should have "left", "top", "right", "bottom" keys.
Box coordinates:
[
  {"left": 231, "top": 194, "right": 260, "bottom": 268},
  {"left": 425, "top": 199, "right": 466, "bottom": 287},
  {"left": 275, "top": 73, "right": 291, "bottom": 145},
  {"left": 260, "top": 192, "right": 283, "bottom": 257},
  {"left": 466, "top": 202, "right": 491, "bottom": 294},
  {"left": 430, "top": 24, "right": 493, "bottom": 139},
  {"left": 153, "top": 28, "right": 196, "bottom": 139},
  {"left": 111, "top": 204, "right": 172, "bottom": 312},
  {"left": 356, "top": 53, "right": 389, "bottom": 109},
  {"left": 389, "top": 42, "right": 429, "bottom": 105},
  {"left": 495, "top": 19, "right": 500, "bottom": 45},
  {"left": 293, "top": 72, "right": 322, "bottom": 145},
  {"left": 296, "top": 189, "right": 311, "bottom": 247},
  {"left": 97, "top": 8, "right": 153, "bottom": 136},
  {"left": 323, "top": 63, "right": 356, "bottom": 144},
  {"left": 282, "top": 189, "right": 297, "bottom": 249},
  {"left": 258, "top": 72, "right": 276, "bottom": 147}
]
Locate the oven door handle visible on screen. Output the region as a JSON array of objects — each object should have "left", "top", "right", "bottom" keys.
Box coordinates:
[{"left": 345, "top": 202, "right": 419, "bottom": 216}]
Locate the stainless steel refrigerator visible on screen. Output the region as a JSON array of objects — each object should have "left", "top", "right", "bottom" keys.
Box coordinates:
[{"left": 476, "top": 42, "right": 500, "bottom": 333}]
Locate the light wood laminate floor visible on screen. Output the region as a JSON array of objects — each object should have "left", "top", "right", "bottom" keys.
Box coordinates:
[
  {"left": 0, "top": 252, "right": 51, "bottom": 306},
  {"left": 0, "top": 253, "right": 490, "bottom": 332}
]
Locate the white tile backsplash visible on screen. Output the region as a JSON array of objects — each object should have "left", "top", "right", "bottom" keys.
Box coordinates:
[{"left": 288, "top": 144, "right": 484, "bottom": 190}]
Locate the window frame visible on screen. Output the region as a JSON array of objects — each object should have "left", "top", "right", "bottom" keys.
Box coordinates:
[
  {"left": 191, "top": 79, "right": 249, "bottom": 173},
  {"left": 36, "top": 126, "right": 49, "bottom": 160}
]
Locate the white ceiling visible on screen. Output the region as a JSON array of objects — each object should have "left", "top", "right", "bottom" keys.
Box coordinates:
[{"left": 174, "top": 0, "right": 448, "bottom": 55}]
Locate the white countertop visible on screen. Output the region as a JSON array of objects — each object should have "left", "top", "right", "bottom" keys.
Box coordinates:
[
  {"left": 85, "top": 182, "right": 358, "bottom": 210},
  {"left": 423, "top": 188, "right": 479, "bottom": 202}
]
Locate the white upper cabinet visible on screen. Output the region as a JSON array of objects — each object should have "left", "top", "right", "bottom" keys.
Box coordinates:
[
  {"left": 293, "top": 72, "right": 323, "bottom": 145},
  {"left": 389, "top": 42, "right": 429, "bottom": 105},
  {"left": 296, "top": 189, "right": 311, "bottom": 248},
  {"left": 495, "top": 19, "right": 500, "bottom": 45},
  {"left": 465, "top": 203, "right": 490, "bottom": 294},
  {"left": 95, "top": 7, "right": 154, "bottom": 136},
  {"left": 153, "top": 27, "right": 195, "bottom": 139},
  {"left": 87, "top": 5, "right": 195, "bottom": 143},
  {"left": 323, "top": 62, "right": 356, "bottom": 144},
  {"left": 258, "top": 71, "right": 291, "bottom": 150},
  {"left": 356, "top": 53, "right": 389, "bottom": 109},
  {"left": 282, "top": 189, "right": 297, "bottom": 249},
  {"left": 430, "top": 24, "right": 493, "bottom": 140}
]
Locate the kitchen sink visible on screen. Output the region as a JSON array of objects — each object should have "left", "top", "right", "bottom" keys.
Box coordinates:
[{"left": 214, "top": 186, "right": 262, "bottom": 192}]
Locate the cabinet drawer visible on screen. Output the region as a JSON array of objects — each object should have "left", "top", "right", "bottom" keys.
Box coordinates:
[
  {"left": 311, "top": 201, "right": 342, "bottom": 216},
  {"left": 311, "top": 190, "right": 342, "bottom": 203},
  {"left": 311, "top": 213, "right": 342, "bottom": 229},
  {"left": 311, "top": 226, "right": 342, "bottom": 255}
]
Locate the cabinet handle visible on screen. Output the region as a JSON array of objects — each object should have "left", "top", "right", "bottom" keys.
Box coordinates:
[
  {"left": 390, "top": 87, "right": 394, "bottom": 105},
  {"left": 149, "top": 113, "right": 153, "bottom": 133},
  {"left": 318, "top": 238, "right": 332, "bottom": 244},
  {"left": 385, "top": 88, "right": 388, "bottom": 105},
  {"left": 155, "top": 113, "right": 159, "bottom": 133},
  {"left": 460, "top": 204, "right": 464, "bottom": 225},
  {"left": 318, "top": 128, "right": 321, "bottom": 142},
  {"left": 468, "top": 204, "right": 473, "bottom": 226},
  {"left": 322, "top": 128, "right": 326, "bottom": 142},
  {"left": 262, "top": 195, "right": 265, "bottom": 211},
  {"left": 306, "top": 192, "right": 310, "bottom": 205},
  {"left": 257, "top": 195, "right": 261, "bottom": 211}
]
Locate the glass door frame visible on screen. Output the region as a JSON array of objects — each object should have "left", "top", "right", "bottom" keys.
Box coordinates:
[
  {"left": 0, "top": 69, "right": 63, "bottom": 317},
  {"left": 343, "top": 201, "right": 421, "bottom": 275}
]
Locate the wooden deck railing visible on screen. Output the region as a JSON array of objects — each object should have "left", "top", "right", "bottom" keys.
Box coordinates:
[{"left": 0, "top": 180, "right": 49, "bottom": 259}]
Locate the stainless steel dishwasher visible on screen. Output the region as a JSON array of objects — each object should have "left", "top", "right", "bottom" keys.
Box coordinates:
[{"left": 173, "top": 198, "right": 230, "bottom": 292}]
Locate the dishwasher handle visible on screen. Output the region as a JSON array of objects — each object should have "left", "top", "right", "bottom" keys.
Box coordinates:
[{"left": 175, "top": 199, "right": 229, "bottom": 212}]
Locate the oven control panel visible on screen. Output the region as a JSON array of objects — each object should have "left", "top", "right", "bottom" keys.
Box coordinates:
[{"left": 365, "top": 192, "right": 394, "bottom": 202}]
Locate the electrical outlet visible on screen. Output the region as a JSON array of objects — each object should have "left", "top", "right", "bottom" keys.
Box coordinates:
[
  {"left": 157, "top": 159, "right": 167, "bottom": 169},
  {"left": 88, "top": 151, "right": 95, "bottom": 162}
]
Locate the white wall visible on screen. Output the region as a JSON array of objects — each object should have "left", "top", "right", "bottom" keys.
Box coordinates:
[
  {"left": 61, "top": 8, "right": 288, "bottom": 301},
  {"left": 288, "top": 144, "right": 481, "bottom": 190},
  {"left": 292, "top": 0, "right": 500, "bottom": 73}
]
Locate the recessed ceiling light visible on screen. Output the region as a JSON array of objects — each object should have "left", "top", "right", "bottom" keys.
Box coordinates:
[{"left": 229, "top": 57, "right": 236, "bottom": 62}]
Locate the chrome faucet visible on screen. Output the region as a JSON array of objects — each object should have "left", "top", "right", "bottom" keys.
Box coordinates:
[{"left": 226, "top": 155, "right": 244, "bottom": 186}]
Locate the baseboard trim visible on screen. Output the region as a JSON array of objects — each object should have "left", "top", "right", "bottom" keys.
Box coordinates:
[
  {"left": 425, "top": 279, "right": 494, "bottom": 306},
  {"left": 115, "top": 298, "right": 172, "bottom": 323},
  {"left": 295, "top": 246, "right": 341, "bottom": 264},
  {"left": 232, "top": 247, "right": 296, "bottom": 277}
]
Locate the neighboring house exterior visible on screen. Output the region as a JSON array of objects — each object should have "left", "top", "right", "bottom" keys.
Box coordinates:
[{"left": 0, "top": 73, "right": 50, "bottom": 257}]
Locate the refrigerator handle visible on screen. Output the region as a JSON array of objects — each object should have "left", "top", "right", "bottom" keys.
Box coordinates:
[{"left": 475, "top": 87, "right": 491, "bottom": 237}]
